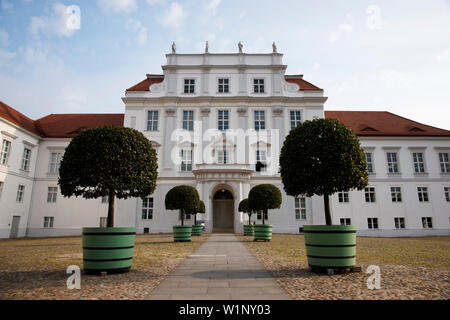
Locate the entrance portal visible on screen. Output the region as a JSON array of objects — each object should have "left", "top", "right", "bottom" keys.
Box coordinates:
[{"left": 212, "top": 189, "right": 234, "bottom": 233}]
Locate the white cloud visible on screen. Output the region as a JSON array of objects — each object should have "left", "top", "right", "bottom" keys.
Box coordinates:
[
  {"left": 0, "top": 48, "right": 16, "bottom": 66},
  {"left": 126, "top": 19, "right": 148, "bottom": 45},
  {"left": 146, "top": 0, "right": 166, "bottom": 5},
  {"left": 97, "top": 0, "right": 137, "bottom": 12},
  {"left": 436, "top": 49, "right": 450, "bottom": 62},
  {"left": 328, "top": 24, "right": 353, "bottom": 43},
  {"left": 159, "top": 2, "right": 185, "bottom": 29},
  {"left": 0, "top": 29, "right": 9, "bottom": 47},
  {"left": 1, "top": 0, "right": 13, "bottom": 9},
  {"left": 29, "top": 3, "right": 81, "bottom": 38},
  {"left": 205, "top": 0, "right": 221, "bottom": 16}
]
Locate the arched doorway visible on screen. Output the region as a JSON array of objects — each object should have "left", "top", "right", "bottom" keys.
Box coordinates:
[{"left": 212, "top": 188, "right": 234, "bottom": 233}]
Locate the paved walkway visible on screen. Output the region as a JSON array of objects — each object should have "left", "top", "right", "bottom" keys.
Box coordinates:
[{"left": 146, "top": 233, "right": 291, "bottom": 300}]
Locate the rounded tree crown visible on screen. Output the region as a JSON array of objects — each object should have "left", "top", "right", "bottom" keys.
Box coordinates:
[
  {"left": 248, "top": 184, "right": 282, "bottom": 212},
  {"left": 279, "top": 118, "right": 368, "bottom": 197},
  {"left": 238, "top": 198, "right": 250, "bottom": 213},
  {"left": 165, "top": 185, "right": 200, "bottom": 213},
  {"left": 58, "top": 125, "right": 158, "bottom": 200},
  {"left": 197, "top": 200, "right": 206, "bottom": 214}
]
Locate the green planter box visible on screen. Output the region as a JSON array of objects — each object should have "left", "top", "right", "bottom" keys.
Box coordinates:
[
  {"left": 82, "top": 227, "right": 136, "bottom": 274},
  {"left": 303, "top": 225, "right": 356, "bottom": 268},
  {"left": 254, "top": 224, "right": 272, "bottom": 241},
  {"left": 243, "top": 225, "right": 254, "bottom": 236},
  {"left": 173, "top": 225, "right": 192, "bottom": 242},
  {"left": 191, "top": 225, "right": 203, "bottom": 236}
]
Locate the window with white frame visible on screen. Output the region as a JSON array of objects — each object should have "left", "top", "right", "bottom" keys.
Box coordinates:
[
  {"left": 16, "top": 185, "right": 25, "bottom": 203},
  {"left": 218, "top": 110, "right": 229, "bottom": 131},
  {"left": 147, "top": 111, "right": 159, "bottom": 131},
  {"left": 257, "top": 211, "right": 268, "bottom": 220},
  {"left": 44, "top": 216, "right": 54, "bottom": 228},
  {"left": 0, "top": 181, "right": 3, "bottom": 198},
  {"left": 367, "top": 217, "right": 378, "bottom": 229},
  {"left": 217, "top": 150, "right": 228, "bottom": 164},
  {"left": 254, "top": 111, "right": 265, "bottom": 130},
  {"left": 142, "top": 197, "right": 154, "bottom": 220},
  {"left": 180, "top": 149, "right": 192, "bottom": 172},
  {"left": 422, "top": 217, "right": 433, "bottom": 229},
  {"left": 47, "top": 186, "right": 58, "bottom": 203},
  {"left": 365, "top": 187, "right": 376, "bottom": 203},
  {"left": 390, "top": 186, "right": 402, "bottom": 202},
  {"left": 294, "top": 196, "right": 306, "bottom": 220},
  {"left": 256, "top": 150, "right": 267, "bottom": 172},
  {"left": 184, "top": 79, "right": 195, "bottom": 93},
  {"left": 412, "top": 152, "right": 425, "bottom": 173},
  {"left": 290, "top": 111, "right": 302, "bottom": 130},
  {"left": 99, "top": 217, "right": 107, "bottom": 227},
  {"left": 49, "top": 152, "right": 62, "bottom": 174},
  {"left": 253, "top": 79, "right": 265, "bottom": 93},
  {"left": 417, "top": 187, "right": 429, "bottom": 202},
  {"left": 445, "top": 187, "right": 450, "bottom": 202},
  {"left": 180, "top": 212, "right": 191, "bottom": 220},
  {"left": 394, "top": 217, "right": 405, "bottom": 229},
  {"left": 340, "top": 218, "right": 351, "bottom": 226},
  {"left": 365, "top": 152, "right": 374, "bottom": 174},
  {"left": 338, "top": 191, "right": 349, "bottom": 203},
  {"left": 1, "top": 140, "right": 11, "bottom": 165},
  {"left": 386, "top": 152, "right": 399, "bottom": 173},
  {"left": 21, "top": 147, "right": 31, "bottom": 171},
  {"left": 182, "top": 111, "right": 194, "bottom": 131},
  {"left": 439, "top": 152, "right": 450, "bottom": 173},
  {"left": 218, "top": 78, "right": 229, "bottom": 93}
]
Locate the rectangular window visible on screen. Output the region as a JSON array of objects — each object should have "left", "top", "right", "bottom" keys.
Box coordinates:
[
  {"left": 412, "top": 152, "right": 425, "bottom": 173},
  {"left": 49, "top": 152, "right": 62, "bottom": 174},
  {"left": 254, "top": 111, "right": 265, "bottom": 130},
  {"left": 142, "top": 197, "right": 154, "bottom": 220},
  {"left": 390, "top": 186, "right": 402, "bottom": 202},
  {"left": 0, "top": 181, "right": 3, "bottom": 199},
  {"left": 338, "top": 191, "right": 349, "bottom": 203},
  {"left": 16, "top": 185, "right": 25, "bottom": 203},
  {"left": 218, "top": 110, "right": 229, "bottom": 131},
  {"left": 294, "top": 196, "right": 306, "bottom": 220},
  {"left": 1, "top": 140, "right": 11, "bottom": 165},
  {"left": 256, "top": 150, "right": 267, "bottom": 172},
  {"left": 181, "top": 149, "right": 192, "bottom": 172},
  {"left": 417, "top": 187, "right": 429, "bottom": 202},
  {"left": 394, "top": 217, "right": 405, "bottom": 229},
  {"left": 368, "top": 217, "right": 378, "bottom": 230},
  {"left": 422, "top": 217, "right": 433, "bottom": 229},
  {"left": 445, "top": 187, "right": 450, "bottom": 202},
  {"left": 184, "top": 79, "right": 195, "bottom": 93},
  {"left": 43, "top": 216, "right": 54, "bottom": 228},
  {"left": 340, "top": 218, "right": 351, "bottom": 226},
  {"left": 21, "top": 148, "right": 32, "bottom": 171},
  {"left": 365, "top": 152, "right": 374, "bottom": 174},
  {"left": 387, "top": 152, "right": 399, "bottom": 173},
  {"left": 439, "top": 152, "right": 450, "bottom": 173},
  {"left": 182, "top": 111, "right": 194, "bottom": 131},
  {"left": 365, "top": 187, "right": 376, "bottom": 203},
  {"left": 253, "top": 79, "right": 265, "bottom": 93},
  {"left": 290, "top": 111, "right": 302, "bottom": 130},
  {"left": 147, "top": 111, "right": 159, "bottom": 131},
  {"left": 47, "top": 186, "right": 58, "bottom": 203},
  {"left": 257, "top": 211, "right": 268, "bottom": 220},
  {"left": 218, "top": 150, "right": 228, "bottom": 164},
  {"left": 100, "top": 217, "right": 107, "bottom": 227},
  {"left": 218, "top": 78, "right": 229, "bottom": 93}
]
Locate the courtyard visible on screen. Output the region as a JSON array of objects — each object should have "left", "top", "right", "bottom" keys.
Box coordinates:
[{"left": 0, "top": 234, "right": 448, "bottom": 300}]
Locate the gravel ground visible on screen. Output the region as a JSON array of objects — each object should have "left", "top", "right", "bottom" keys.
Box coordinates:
[
  {"left": 238, "top": 234, "right": 450, "bottom": 300},
  {"left": 0, "top": 234, "right": 208, "bottom": 300}
]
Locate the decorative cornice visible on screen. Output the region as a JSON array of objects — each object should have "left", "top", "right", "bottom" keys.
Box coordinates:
[
  {"left": 237, "top": 108, "right": 247, "bottom": 116},
  {"left": 201, "top": 107, "right": 211, "bottom": 116}
]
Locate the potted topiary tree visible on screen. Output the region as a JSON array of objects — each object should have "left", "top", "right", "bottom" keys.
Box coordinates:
[
  {"left": 165, "top": 185, "right": 200, "bottom": 242},
  {"left": 238, "top": 198, "right": 254, "bottom": 236},
  {"left": 58, "top": 126, "right": 158, "bottom": 274},
  {"left": 279, "top": 118, "right": 368, "bottom": 272},
  {"left": 248, "top": 184, "right": 282, "bottom": 241},
  {"left": 191, "top": 200, "right": 205, "bottom": 236}
]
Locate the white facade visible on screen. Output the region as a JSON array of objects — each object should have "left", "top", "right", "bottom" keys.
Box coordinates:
[{"left": 1, "top": 48, "right": 449, "bottom": 238}]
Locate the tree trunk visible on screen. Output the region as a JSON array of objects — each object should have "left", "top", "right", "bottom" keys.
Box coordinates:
[
  {"left": 324, "top": 193, "right": 332, "bottom": 225},
  {"left": 107, "top": 190, "right": 115, "bottom": 227},
  {"left": 194, "top": 213, "right": 197, "bottom": 225},
  {"left": 181, "top": 208, "right": 185, "bottom": 226},
  {"left": 248, "top": 213, "right": 252, "bottom": 225},
  {"left": 262, "top": 209, "right": 266, "bottom": 225}
]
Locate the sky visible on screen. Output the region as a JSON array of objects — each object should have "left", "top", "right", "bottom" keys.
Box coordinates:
[{"left": 0, "top": 0, "right": 449, "bottom": 129}]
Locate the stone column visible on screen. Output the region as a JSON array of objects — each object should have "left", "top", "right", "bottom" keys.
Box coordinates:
[
  {"left": 237, "top": 107, "right": 248, "bottom": 165},
  {"left": 271, "top": 106, "right": 284, "bottom": 175},
  {"left": 163, "top": 107, "right": 176, "bottom": 173}
]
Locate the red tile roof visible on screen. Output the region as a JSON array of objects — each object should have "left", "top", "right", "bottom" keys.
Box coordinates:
[
  {"left": 325, "top": 111, "right": 450, "bottom": 137},
  {"left": 0, "top": 101, "right": 42, "bottom": 136},
  {"left": 285, "top": 75, "right": 323, "bottom": 91}
]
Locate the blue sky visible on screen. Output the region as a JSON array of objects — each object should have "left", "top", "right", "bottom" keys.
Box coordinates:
[{"left": 0, "top": 0, "right": 449, "bottom": 129}]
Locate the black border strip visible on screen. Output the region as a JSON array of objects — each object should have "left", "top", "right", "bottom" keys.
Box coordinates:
[
  {"left": 303, "top": 230, "right": 356, "bottom": 234},
  {"left": 306, "top": 243, "right": 356, "bottom": 247},
  {"left": 307, "top": 255, "right": 356, "bottom": 259},
  {"left": 82, "top": 232, "right": 136, "bottom": 235},
  {"left": 83, "top": 246, "right": 135, "bottom": 250},
  {"left": 83, "top": 257, "right": 133, "bottom": 262}
]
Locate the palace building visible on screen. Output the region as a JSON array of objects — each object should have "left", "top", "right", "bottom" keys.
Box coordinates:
[{"left": 1, "top": 45, "right": 449, "bottom": 238}]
